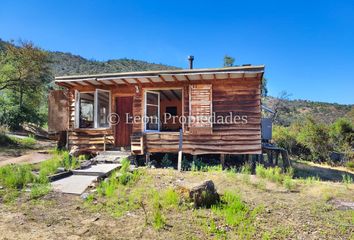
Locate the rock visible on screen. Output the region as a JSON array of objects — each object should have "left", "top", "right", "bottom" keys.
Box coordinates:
[
  {"left": 80, "top": 192, "right": 89, "bottom": 200},
  {"left": 176, "top": 180, "right": 220, "bottom": 208}
]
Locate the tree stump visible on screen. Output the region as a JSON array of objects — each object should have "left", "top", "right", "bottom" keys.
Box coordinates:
[{"left": 176, "top": 180, "right": 220, "bottom": 208}]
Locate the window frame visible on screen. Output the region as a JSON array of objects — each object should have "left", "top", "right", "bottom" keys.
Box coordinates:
[
  {"left": 144, "top": 90, "right": 160, "bottom": 132},
  {"left": 74, "top": 89, "right": 111, "bottom": 130},
  {"left": 94, "top": 89, "right": 111, "bottom": 129}
]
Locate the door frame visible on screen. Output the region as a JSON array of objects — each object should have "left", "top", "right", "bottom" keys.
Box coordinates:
[{"left": 114, "top": 95, "right": 134, "bottom": 147}]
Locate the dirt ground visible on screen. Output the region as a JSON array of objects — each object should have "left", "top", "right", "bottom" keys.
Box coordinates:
[
  {"left": 0, "top": 138, "right": 55, "bottom": 166},
  {"left": 0, "top": 168, "right": 353, "bottom": 240}
]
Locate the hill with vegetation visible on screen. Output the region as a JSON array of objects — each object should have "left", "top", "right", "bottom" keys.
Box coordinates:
[
  {"left": 48, "top": 51, "right": 180, "bottom": 76},
  {"left": 263, "top": 96, "right": 353, "bottom": 126}
]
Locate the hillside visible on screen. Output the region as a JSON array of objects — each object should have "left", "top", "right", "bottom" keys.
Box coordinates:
[
  {"left": 0, "top": 39, "right": 179, "bottom": 77},
  {"left": 263, "top": 96, "right": 353, "bottom": 125},
  {"left": 48, "top": 51, "right": 180, "bottom": 76}
]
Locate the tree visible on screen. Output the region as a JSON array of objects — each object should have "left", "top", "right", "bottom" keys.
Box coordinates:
[
  {"left": 0, "top": 41, "right": 52, "bottom": 130},
  {"left": 271, "top": 91, "right": 292, "bottom": 126},
  {"left": 223, "top": 55, "right": 235, "bottom": 67},
  {"left": 261, "top": 77, "right": 268, "bottom": 97}
]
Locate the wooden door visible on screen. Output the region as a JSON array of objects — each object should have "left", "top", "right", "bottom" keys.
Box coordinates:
[{"left": 115, "top": 96, "right": 133, "bottom": 147}]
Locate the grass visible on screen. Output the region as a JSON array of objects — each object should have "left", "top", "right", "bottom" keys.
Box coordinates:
[
  {"left": 255, "top": 164, "right": 296, "bottom": 191},
  {"left": 211, "top": 191, "right": 264, "bottom": 239},
  {"left": 0, "top": 149, "right": 80, "bottom": 203},
  {"left": 30, "top": 183, "right": 51, "bottom": 199},
  {"left": 160, "top": 187, "right": 180, "bottom": 209},
  {"left": 0, "top": 164, "right": 34, "bottom": 189},
  {"left": 342, "top": 174, "right": 353, "bottom": 184},
  {"left": 346, "top": 161, "right": 354, "bottom": 171}
]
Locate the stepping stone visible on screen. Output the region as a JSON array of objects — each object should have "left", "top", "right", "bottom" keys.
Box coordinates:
[
  {"left": 51, "top": 175, "right": 98, "bottom": 195},
  {"left": 72, "top": 163, "right": 120, "bottom": 177}
]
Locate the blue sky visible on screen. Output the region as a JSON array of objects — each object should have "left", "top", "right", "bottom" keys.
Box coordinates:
[{"left": 0, "top": 0, "right": 353, "bottom": 104}]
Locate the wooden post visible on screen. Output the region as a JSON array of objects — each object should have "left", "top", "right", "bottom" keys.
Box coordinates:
[
  {"left": 65, "top": 131, "right": 69, "bottom": 150},
  {"left": 178, "top": 129, "right": 183, "bottom": 171},
  {"left": 145, "top": 152, "right": 151, "bottom": 167},
  {"left": 103, "top": 134, "right": 106, "bottom": 152},
  {"left": 220, "top": 154, "right": 225, "bottom": 170}
]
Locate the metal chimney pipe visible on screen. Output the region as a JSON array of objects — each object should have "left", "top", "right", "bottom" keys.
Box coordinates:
[{"left": 188, "top": 55, "right": 194, "bottom": 69}]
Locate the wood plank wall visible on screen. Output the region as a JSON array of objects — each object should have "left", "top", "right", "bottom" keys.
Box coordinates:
[{"left": 64, "top": 76, "right": 261, "bottom": 154}]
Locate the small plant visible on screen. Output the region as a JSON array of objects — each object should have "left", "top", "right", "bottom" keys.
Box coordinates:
[
  {"left": 342, "top": 174, "right": 353, "bottom": 185},
  {"left": 61, "top": 151, "right": 80, "bottom": 170},
  {"left": 240, "top": 163, "right": 252, "bottom": 174},
  {"left": 283, "top": 175, "right": 295, "bottom": 191},
  {"left": 181, "top": 155, "right": 191, "bottom": 170},
  {"left": 152, "top": 192, "right": 166, "bottom": 230},
  {"left": 30, "top": 183, "right": 51, "bottom": 199},
  {"left": 191, "top": 158, "right": 207, "bottom": 171},
  {"left": 161, "top": 188, "right": 179, "bottom": 209},
  {"left": 97, "top": 175, "right": 118, "bottom": 198},
  {"left": 161, "top": 154, "right": 172, "bottom": 168}
]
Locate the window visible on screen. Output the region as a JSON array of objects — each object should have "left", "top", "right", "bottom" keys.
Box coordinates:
[
  {"left": 166, "top": 106, "right": 177, "bottom": 116},
  {"left": 96, "top": 90, "right": 110, "bottom": 128},
  {"left": 145, "top": 91, "right": 160, "bottom": 131},
  {"left": 75, "top": 90, "right": 111, "bottom": 129}
]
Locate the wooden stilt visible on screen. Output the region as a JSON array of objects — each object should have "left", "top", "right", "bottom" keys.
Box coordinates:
[
  {"left": 145, "top": 152, "right": 151, "bottom": 167},
  {"left": 220, "top": 154, "right": 225, "bottom": 170}
]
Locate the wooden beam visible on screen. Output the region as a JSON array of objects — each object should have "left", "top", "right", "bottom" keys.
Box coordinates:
[
  {"left": 184, "top": 75, "right": 191, "bottom": 82},
  {"left": 134, "top": 78, "right": 142, "bottom": 84},
  {"left": 170, "top": 89, "right": 181, "bottom": 100},
  {"left": 96, "top": 79, "right": 110, "bottom": 87},
  {"left": 159, "top": 75, "right": 167, "bottom": 83},
  {"left": 56, "top": 82, "right": 72, "bottom": 88},
  {"left": 111, "top": 80, "right": 121, "bottom": 87},
  {"left": 83, "top": 80, "right": 98, "bottom": 87},
  {"left": 160, "top": 91, "right": 172, "bottom": 101},
  {"left": 121, "top": 78, "right": 131, "bottom": 86},
  {"left": 172, "top": 75, "right": 179, "bottom": 82}
]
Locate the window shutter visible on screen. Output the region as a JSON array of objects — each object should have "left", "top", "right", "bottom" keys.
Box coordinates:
[
  {"left": 48, "top": 90, "right": 69, "bottom": 132},
  {"left": 189, "top": 84, "right": 212, "bottom": 135}
]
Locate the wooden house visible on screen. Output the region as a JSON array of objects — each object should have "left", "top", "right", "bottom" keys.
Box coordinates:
[{"left": 49, "top": 65, "right": 265, "bottom": 159}]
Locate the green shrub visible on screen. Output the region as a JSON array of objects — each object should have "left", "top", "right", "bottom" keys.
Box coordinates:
[
  {"left": 297, "top": 118, "right": 332, "bottom": 162},
  {"left": 330, "top": 118, "right": 354, "bottom": 152},
  {"left": 0, "top": 164, "right": 34, "bottom": 189},
  {"left": 161, "top": 154, "right": 172, "bottom": 168}
]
